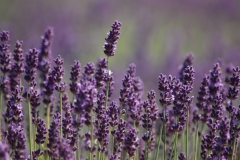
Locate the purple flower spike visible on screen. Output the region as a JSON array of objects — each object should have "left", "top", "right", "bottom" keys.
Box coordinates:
[{"left": 104, "top": 21, "right": 122, "bottom": 57}]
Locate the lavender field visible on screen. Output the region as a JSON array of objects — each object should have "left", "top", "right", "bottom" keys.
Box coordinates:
[{"left": 0, "top": 1, "right": 240, "bottom": 160}]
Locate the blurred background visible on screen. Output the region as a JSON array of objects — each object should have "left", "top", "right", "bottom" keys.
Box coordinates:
[{"left": 1, "top": 0, "right": 240, "bottom": 98}]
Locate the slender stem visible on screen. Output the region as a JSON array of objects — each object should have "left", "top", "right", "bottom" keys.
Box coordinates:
[
  {"left": 45, "top": 103, "right": 50, "bottom": 152},
  {"left": 46, "top": 104, "right": 50, "bottom": 131},
  {"left": 28, "top": 100, "right": 33, "bottom": 160},
  {"left": 33, "top": 122, "right": 36, "bottom": 151},
  {"left": 163, "top": 108, "right": 166, "bottom": 160},
  {"left": 199, "top": 123, "right": 205, "bottom": 159},
  {"left": 90, "top": 111, "right": 94, "bottom": 160},
  {"left": 105, "top": 56, "right": 110, "bottom": 109},
  {"left": 194, "top": 123, "right": 199, "bottom": 160},
  {"left": 60, "top": 92, "right": 63, "bottom": 137},
  {"left": 155, "top": 122, "right": 162, "bottom": 160},
  {"left": 232, "top": 134, "right": 237, "bottom": 160},
  {"left": 77, "top": 133, "right": 81, "bottom": 160},
  {"left": 97, "top": 141, "right": 100, "bottom": 160},
  {"left": 134, "top": 123, "right": 139, "bottom": 160},
  {"left": 174, "top": 132, "right": 179, "bottom": 160},
  {"left": 0, "top": 90, "right": 2, "bottom": 141},
  {"left": 186, "top": 106, "right": 189, "bottom": 160},
  {"left": 145, "top": 130, "right": 152, "bottom": 160},
  {"left": 77, "top": 129, "right": 82, "bottom": 160},
  {"left": 111, "top": 126, "right": 114, "bottom": 154},
  {"left": 0, "top": 74, "right": 5, "bottom": 141},
  {"left": 238, "top": 144, "right": 240, "bottom": 160}
]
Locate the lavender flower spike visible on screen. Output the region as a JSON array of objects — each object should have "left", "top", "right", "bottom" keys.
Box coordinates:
[{"left": 104, "top": 21, "right": 122, "bottom": 57}]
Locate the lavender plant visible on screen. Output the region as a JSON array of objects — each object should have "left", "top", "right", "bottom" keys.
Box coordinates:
[{"left": 0, "top": 21, "right": 240, "bottom": 160}]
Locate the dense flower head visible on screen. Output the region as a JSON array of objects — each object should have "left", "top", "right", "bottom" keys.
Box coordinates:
[
  {"left": 0, "top": 31, "right": 10, "bottom": 42},
  {"left": 52, "top": 55, "right": 64, "bottom": 83},
  {"left": 225, "top": 63, "right": 234, "bottom": 84},
  {"left": 179, "top": 53, "right": 194, "bottom": 82},
  {"left": 24, "top": 48, "right": 38, "bottom": 83},
  {"left": 104, "top": 21, "right": 122, "bottom": 57},
  {"left": 115, "top": 118, "right": 126, "bottom": 144},
  {"left": 38, "top": 27, "right": 54, "bottom": 94},
  {"left": 127, "top": 90, "right": 142, "bottom": 125},
  {"left": 209, "top": 62, "right": 224, "bottom": 101},
  {"left": 4, "top": 87, "right": 23, "bottom": 124},
  {"left": 124, "top": 127, "right": 139, "bottom": 157},
  {"left": 142, "top": 90, "right": 158, "bottom": 131},
  {"left": 70, "top": 60, "right": 81, "bottom": 94},
  {"left": 127, "top": 63, "right": 144, "bottom": 101},
  {"left": 42, "top": 72, "right": 55, "bottom": 104},
  {"left": 35, "top": 118, "right": 47, "bottom": 144},
  {"left": 48, "top": 112, "right": 61, "bottom": 157},
  {"left": 158, "top": 74, "right": 174, "bottom": 106},
  {"left": 9, "top": 40, "right": 25, "bottom": 92},
  {"left": 62, "top": 97, "right": 75, "bottom": 148},
  {"left": 25, "top": 48, "right": 38, "bottom": 69},
  {"left": 7, "top": 123, "right": 27, "bottom": 159},
  {"left": 0, "top": 31, "right": 11, "bottom": 74},
  {"left": 194, "top": 75, "right": 211, "bottom": 123},
  {"left": 227, "top": 66, "right": 240, "bottom": 101},
  {"left": 107, "top": 101, "right": 119, "bottom": 127},
  {"left": 95, "top": 58, "right": 108, "bottom": 89},
  {"left": 57, "top": 138, "right": 74, "bottom": 160},
  {"left": 39, "top": 27, "right": 54, "bottom": 58},
  {"left": 96, "top": 111, "right": 110, "bottom": 152},
  {"left": 13, "top": 41, "right": 24, "bottom": 74},
  {"left": 127, "top": 63, "right": 136, "bottom": 77},
  {"left": 182, "top": 66, "right": 195, "bottom": 86},
  {"left": 84, "top": 62, "right": 95, "bottom": 76},
  {"left": 95, "top": 92, "right": 106, "bottom": 121},
  {"left": 119, "top": 74, "right": 133, "bottom": 107}
]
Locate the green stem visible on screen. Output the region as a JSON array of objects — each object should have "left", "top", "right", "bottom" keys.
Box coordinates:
[
  {"left": 174, "top": 132, "right": 179, "bottom": 160},
  {"left": 111, "top": 126, "right": 114, "bottom": 154},
  {"left": 45, "top": 103, "right": 50, "bottom": 152},
  {"left": 186, "top": 106, "right": 189, "bottom": 160},
  {"left": 77, "top": 133, "right": 81, "bottom": 160},
  {"left": 60, "top": 92, "right": 63, "bottom": 137},
  {"left": 134, "top": 123, "right": 139, "bottom": 160},
  {"left": 78, "top": 129, "right": 82, "bottom": 160},
  {"left": 33, "top": 123, "right": 36, "bottom": 151},
  {"left": 105, "top": 56, "right": 110, "bottom": 109},
  {"left": 163, "top": 108, "right": 166, "bottom": 160},
  {"left": 43, "top": 106, "right": 50, "bottom": 159},
  {"left": 28, "top": 100, "right": 33, "bottom": 160},
  {"left": 155, "top": 123, "right": 162, "bottom": 160},
  {"left": 145, "top": 131, "right": 152, "bottom": 160},
  {"left": 232, "top": 134, "right": 237, "bottom": 160},
  {"left": 238, "top": 144, "right": 240, "bottom": 160},
  {"left": 46, "top": 104, "right": 50, "bottom": 131},
  {"left": 97, "top": 141, "right": 100, "bottom": 160},
  {"left": 194, "top": 123, "right": 199, "bottom": 160},
  {"left": 0, "top": 90, "right": 2, "bottom": 141},
  {"left": 90, "top": 111, "right": 94, "bottom": 160}
]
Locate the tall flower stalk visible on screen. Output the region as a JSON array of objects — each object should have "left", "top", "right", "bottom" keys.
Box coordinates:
[
  {"left": 24, "top": 48, "right": 39, "bottom": 159},
  {"left": 0, "top": 31, "right": 11, "bottom": 140},
  {"left": 103, "top": 20, "right": 121, "bottom": 159},
  {"left": 158, "top": 74, "right": 174, "bottom": 160},
  {"left": 103, "top": 20, "right": 121, "bottom": 107},
  {"left": 52, "top": 55, "right": 66, "bottom": 137}
]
